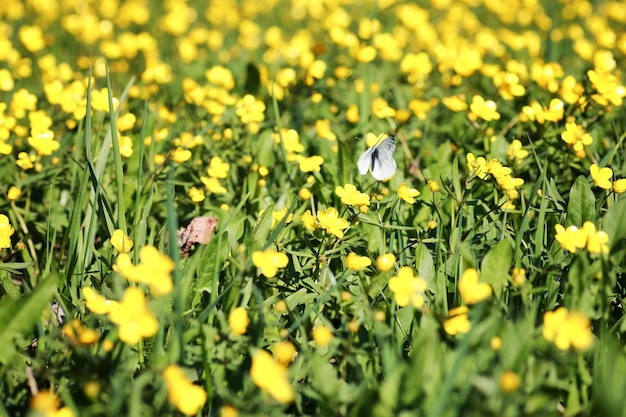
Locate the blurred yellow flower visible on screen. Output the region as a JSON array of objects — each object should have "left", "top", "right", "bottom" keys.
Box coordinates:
[
  {"left": 469, "top": 95, "right": 500, "bottom": 121},
  {"left": 7, "top": 186, "right": 22, "bottom": 201},
  {"left": 376, "top": 253, "right": 396, "bottom": 272},
  {"left": 114, "top": 246, "right": 174, "bottom": 296},
  {"left": 163, "top": 365, "right": 207, "bottom": 416},
  {"left": 250, "top": 350, "right": 294, "bottom": 403},
  {"left": 542, "top": 307, "right": 593, "bottom": 351},
  {"left": 459, "top": 268, "right": 492, "bottom": 304},
  {"left": 30, "top": 390, "right": 74, "bottom": 417},
  {"left": 346, "top": 253, "right": 372, "bottom": 271},
  {"left": 228, "top": 307, "right": 250, "bottom": 336},
  {"left": 108, "top": 287, "right": 159, "bottom": 345},
  {"left": 272, "top": 341, "right": 297, "bottom": 365},
  {"left": 28, "top": 130, "right": 59, "bottom": 156},
  {"left": 388, "top": 266, "right": 427, "bottom": 308},
  {"left": 499, "top": 371, "right": 521, "bottom": 393},
  {"left": 555, "top": 224, "right": 587, "bottom": 253},
  {"left": 208, "top": 156, "right": 230, "bottom": 178},
  {"left": 296, "top": 155, "right": 324, "bottom": 173},
  {"left": 561, "top": 122, "right": 592, "bottom": 158},
  {"left": 188, "top": 187, "right": 205, "bottom": 203},
  {"left": 313, "top": 325, "right": 333, "bottom": 347},
  {"left": 83, "top": 287, "right": 116, "bottom": 315},
  {"left": 252, "top": 249, "right": 289, "bottom": 278},
  {"left": 201, "top": 176, "right": 227, "bottom": 194},
  {"left": 443, "top": 306, "right": 471, "bottom": 335},
  {"left": 506, "top": 140, "right": 529, "bottom": 162},
  {"left": 300, "top": 210, "right": 317, "bottom": 231}
]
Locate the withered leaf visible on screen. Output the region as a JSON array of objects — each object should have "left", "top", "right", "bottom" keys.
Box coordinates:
[{"left": 177, "top": 216, "right": 218, "bottom": 257}]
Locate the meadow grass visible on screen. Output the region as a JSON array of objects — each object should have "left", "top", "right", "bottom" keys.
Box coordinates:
[{"left": 0, "top": 0, "right": 626, "bottom": 416}]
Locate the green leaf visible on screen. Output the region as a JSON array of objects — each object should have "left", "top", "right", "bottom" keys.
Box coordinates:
[
  {"left": 603, "top": 198, "right": 626, "bottom": 251},
  {"left": 0, "top": 275, "right": 58, "bottom": 364},
  {"left": 566, "top": 176, "right": 595, "bottom": 227},
  {"left": 191, "top": 234, "right": 222, "bottom": 308},
  {"left": 415, "top": 244, "right": 435, "bottom": 291},
  {"left": 480, "top": 240, "right": 512, "bottom": 296}
]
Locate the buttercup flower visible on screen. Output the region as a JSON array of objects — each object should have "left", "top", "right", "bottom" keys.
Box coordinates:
[
  {"left": 228, "top": 307, "right": 250, "bottom": 336},
  {"left": 443, "top": 306, "right": 471, "bottom": 335},
  {"left": 252, "top": 249, "right": 289, "bottom": 278},
  {"left": 499, "top": 371, "right": 521, "bottom": 393},
  {"left": 316, "top": 207, "right": 349, "bottom": 238},
  {"left": 590, "top": 164, "right": 612, "bottom": 189},
  {"left": 346, "top": 253, "right": 372, "bottom": 271},
  {"left": 376, "top": 253, "right": 396, "bottom": 272},
  {"left": 83, "top": 287, "right": 116, "bottom": 315},
  {"left": 542, "top": 307, "right": 593, "bottom": 351},
  {"left": 388, "top": 267, "right": 427, "bottom": 308},
  {"left": 469, "top": 95, "right": 500, "bottom": 121},
  {"left": 397, "top": 183, "right": 420, "bottom": 204},
  {"left": 335, "top": 183, "right": 370, "bottom": 206},
  {"left": 163, "top": 365, "right": 207, "bottom": 415},
  {"left": 0, "top": 214, "right": 15, "bottom": 249},
  {"left": 272, "top": 341, "right": 297, "bottom": 365},
  {"left": 459, "top": 268, "right": 492, "bottom": 304},
  {"left": 250, "top": 350, "right": 294, "bottom": 403},
  {"left": 108, "top": 287, "right": 159, "bottom": 345},
  {"left": 111, "top": 229, "right": 133, "bottom": 253},
  {"left": 312, "top": 325, "right": 333, "bottom": 347},
  {"left": 295, "top": 155, "right": 324, "bottom": 173}
]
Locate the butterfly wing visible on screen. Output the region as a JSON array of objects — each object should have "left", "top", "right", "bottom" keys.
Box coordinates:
[
  {"left": 370, "top": 136, "right": 397, "bottom": 181},
  {"left": 357, "top": 146, "right": 375, "bottom": 175}
]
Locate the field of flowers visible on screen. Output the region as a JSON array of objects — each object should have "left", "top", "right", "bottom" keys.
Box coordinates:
[{"left": 1, "top": 0, "right": 626, "bottom": 416}]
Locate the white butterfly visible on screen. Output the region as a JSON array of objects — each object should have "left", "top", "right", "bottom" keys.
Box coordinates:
[{"left": 357, "top": 134, "right": 397, "bottom": 181}]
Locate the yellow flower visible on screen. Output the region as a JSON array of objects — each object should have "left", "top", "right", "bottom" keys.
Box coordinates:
[
  {"left": 376, "top": 253, "right": 396, "bottom": 272},
  {"left": 163, "top": 365, "right": 207, "bottom": 416},
  {"left": 228, "top": 307, "right": 250, "bottom": 336},
  {"left": 561, "top": 123, "right": 592, "bottom": 158},
  {"left": 312, "top": 325, "right": 333, "bottom": 347},
  {"left": 466, "top": 153, "right": 488, "bottom": 179},
  {"left": 188, "top": 186, "right": 205, "bottom": 203},
  {"left": 250, "top": 350, "right": 294, "bottom": 403},
  {"left": 201, "top": 176, "right": 227, "bottom": 194},
  {"left": 7, "top": 186, "right": 22, "bottom": 200},
  {"left": 427, "top": 180, "right": 440, "bottom": 192},
  {"left": 555, "top": 224, "right": 587, "bottom": 253},
  {"left": 512, "top": 268, "right": 526, "bottom": 286},
  {"left": 316, "top": 207, "right": 349, "bottom": 238},
  {"left": 581, "top": 221, "right": 609, "bottom": 254},
  {"left": 108, "top": 287, "right": 159, "bottom": 345},
  {"left": 458, "top": 268, "right": 492, "bottom": 305},
  {"left": 443, "top": 306, "right": 471, "bottom": 335},
  {"left": 346, "top": 253, "right": 372, "bottom": 271},
  {"left": 252, "top": 249, "right": 289, "bottom": 278},
  {"left": 28, "top": 130, "right": 59, "bottom": 156},
  {"left": 298, "top": 188, "right": 312, "bottom": 200},
  {"left": 82, "top": 287, "right": 116, "bottom": 315},
  {"left": 397, "top": 183, "right": 420, "bottom": 204},
  {"left": 542, "top": 307, "right": 593, "bottom": 351},
  {"left": 0, "top": 214, "right": 14, "bottom": 249},
  {"left": 295, "top": 155, "right": 324, "bottom": 173},
  {"left": 335, "top": 183, "right": 370, "bottom": 206},
  {"left": 171, "top": 147, "right": 191, "bottom": 163},
  {"left": 111, "top": 229, "right": 133, "bottom": 254},
  {"left": 272, "top": 341, "right": 297, "bottom": 365},
  {"left": 30, "top": 390, "right": 75, "bottom": 417},
  {"left": 612, "top": 178, "right": 626, "bottom": 193},
  {"left": 506, "top": 139, "right": 529, "bottom": 162},
  {"left": 114, "top": 246, "right": 174, "bottom": 296},
  {"left": 499, "top": 371, "right": 521, "bottom": 393},
  {"left": 590, "top": 164, "right": 613, "bottom": 189},
  {"left": 469, "top": 95, "right": 500, "bottom": 121},
  {"left": 207, "top": 156, "right": 230, "bottom": 178},
  {"left": 300, "top": 210, "right": 317, "bottom": 231},
  {"left": 388, "top": 267, "right": 427, "bottom": 308}
]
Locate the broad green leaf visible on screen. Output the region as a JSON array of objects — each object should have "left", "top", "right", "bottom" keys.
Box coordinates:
[
  {"left": 415, "top": 244, "right": 435, "bottom": 290},
  {"left": 480, "top": 240, "right": 512, "bottom": 296},
  {"left": 603, "top": 198, "right": 626, "bottom": 251},
  {"left": 191, "top": 234, "right": 222, "bottom": 308},
  {"left": 566, "top": 176, "right": 595, "bottom": 227},
  {"left": 0, "top": 275, "right": 58, "bottom": 365}
]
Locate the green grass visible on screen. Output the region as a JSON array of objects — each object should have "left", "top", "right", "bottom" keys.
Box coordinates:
[{"left": 1, "top": 0, "right": 626, "bottom": 416}]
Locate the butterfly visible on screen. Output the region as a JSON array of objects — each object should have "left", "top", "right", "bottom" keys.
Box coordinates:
[{"left": 357, "top": 134, "right": 397, "bottom": 181}]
